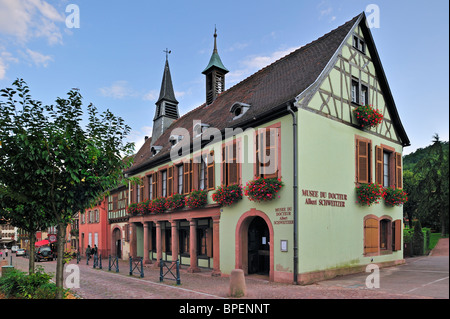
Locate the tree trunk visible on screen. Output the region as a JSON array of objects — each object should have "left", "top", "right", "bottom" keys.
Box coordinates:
[
  {"left": 441, "top": 210, "right": 447, "bottom": 236},
  {"left": 56, "top": 220, "right": 67, "bottom": 299},
  {"left": 28, "top": 232, "right": 36, "bottom": 274}
]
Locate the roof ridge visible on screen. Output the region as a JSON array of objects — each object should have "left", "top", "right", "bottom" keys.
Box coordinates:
[{"left": 209, "top": 13, "right": 362, "bottom": 104}]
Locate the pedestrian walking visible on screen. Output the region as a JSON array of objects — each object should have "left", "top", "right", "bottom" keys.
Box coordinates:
[
  {"left": 93, "top": 245, "right": 98, "bottom": 256},
  {"left": 86, "top": 245, "right": 91, "bottom": 260}
]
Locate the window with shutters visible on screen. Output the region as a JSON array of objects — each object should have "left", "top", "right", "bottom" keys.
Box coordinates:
[
  {"left": 375, "top": 145, "right": 402, "bottom": 189},
  {"left": 364, "top": 216, "right": 402, "bottom": 256},
  {"left": 222, "top": 139, "right": 240, "bottom": 186},
  {"left": 255, "top": 125, "right": 280, "bottom": 179},
  {"left": 355, "top": 136, "right": 372, "bottom": 184}
]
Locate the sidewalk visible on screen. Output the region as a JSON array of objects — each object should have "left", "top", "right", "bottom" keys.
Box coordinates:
[
  {"left": 8, "top": 253, "right": 444, "bottom": 299},
  {"left": 430, "top": 237, "right": 449, "bottom": 256}
]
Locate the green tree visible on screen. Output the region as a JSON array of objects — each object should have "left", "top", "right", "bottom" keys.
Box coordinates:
[
  {"left": 413, "top": 134, "right": 449, "bottom": 235},
  {"left": 0, "top": 79, "right": 134, "bottom": 298},
  {"left": 403, "top": 169, "right": 419, "bottom": 229},
  {"left": 0, "top": 187, "right": 50, "bottom": 274}
]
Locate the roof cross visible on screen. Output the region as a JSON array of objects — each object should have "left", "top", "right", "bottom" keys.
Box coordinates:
[{"left": 163, "top": 48, "right": 171, "bottom": 60}]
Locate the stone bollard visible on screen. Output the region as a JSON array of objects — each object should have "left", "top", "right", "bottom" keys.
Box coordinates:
[{"left": 228, "top": 269, "right": 246, "bottom": 298}]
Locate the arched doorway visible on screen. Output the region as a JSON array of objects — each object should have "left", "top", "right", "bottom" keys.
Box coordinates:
[
  {"left": 236, "top": 209, "right": 274, "bottom": 281},
  {"left": 112, "top": 228, "right": 122, "bottom": 258},
  {"left": 248, "top": 217, "right": 270, "bottom": 275}
]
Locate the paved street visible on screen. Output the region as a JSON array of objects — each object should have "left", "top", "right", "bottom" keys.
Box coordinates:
[{"left": 5, "top": 238, "right": 448, "bottom": 300}]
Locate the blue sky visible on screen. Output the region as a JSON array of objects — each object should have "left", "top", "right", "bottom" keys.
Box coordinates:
[{"left": 0, "top": 0, "right": 448, "bottom": 155}]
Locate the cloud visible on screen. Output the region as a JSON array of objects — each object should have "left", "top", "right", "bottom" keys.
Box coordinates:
[
  {"left": 99, "top": 81, "right": 139, "bottom": 99},
  {"left": 0, "top": 0, "right": 64, "bottom": 45},
  {"left": 0, "top": 48, "right": 19, "bottom": 79},
  {"left": 227, "top": 46, "right": 299, "bottom": 85},
  {"left": 317, "top": 0, "right": 337, "bottom": 23},
  {"left": 26, "top": 48, "right": 53, "bottom": 67}
]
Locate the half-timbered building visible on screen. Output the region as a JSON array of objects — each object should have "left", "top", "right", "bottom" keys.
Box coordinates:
[{"left": 118, "top": 12, "right": 409, "bottom": 284}]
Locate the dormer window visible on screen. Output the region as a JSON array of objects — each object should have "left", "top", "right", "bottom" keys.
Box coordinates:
[
  {"left": 151, "top": 146, "right": 163, "bottom": 156},
  {"left": 230, "top": 102, "right": 251, "bottom": 120},
  {"left": 193, "top": 123, "right": 210, "bottom": 138},
  {"left": 169, "top": 135, "right": 184, "bottom": 147}
]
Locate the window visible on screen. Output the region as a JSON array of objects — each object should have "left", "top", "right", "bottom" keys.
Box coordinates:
[
  {"left": 383, "top": 152, "right": 390, "bottom": 187},
  {"left": 375, "top": 146, "right": 403, "bottom": 189},
  {"left": 199, "top": 158, "right": 207, "bottom": 190},
  {"left": 148, "top": 175, "right": 153, "bottom": 200},
  {"left": 351, "top": 80, "right": 359, "bottom": 104},
  {"left": 353, "top": 35, "right": 366, "bottom": 54},
  {"left": 352, "top": 79, "right": 368, "bottom": 105},
  {"left": 364, "top": 217, "right": 402, "bottom": 255},
  {"left": 355, "top": 136, "right": 371, "bottom": 184},
  {"left": 255, "top": 127, "right": 279, "bottom": 179},
  {"left": 361, "top": 84, "right": 368, "bottom": 105},
  {"left": 161, "top": 170, "right": 167, "bottom": 198},
  {"left": 380, "top": 219, "right": 390, "bottom": 250}
]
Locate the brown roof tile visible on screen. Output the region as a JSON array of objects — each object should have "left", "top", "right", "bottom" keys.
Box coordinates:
[{"left": 127, "top": 14, "right": 361, "bottom": 174}]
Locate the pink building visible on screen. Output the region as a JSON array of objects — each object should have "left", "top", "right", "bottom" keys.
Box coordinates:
[{"left": 79, "top": 198, "right": 110, "bottom": 257}]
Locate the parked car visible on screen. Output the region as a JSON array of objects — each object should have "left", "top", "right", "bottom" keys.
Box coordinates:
[
  {"left": 35, "top": 246, "right": 54, "bottom": 262},
  {"left": 16, "top": 248, "right": 26, "bottom": 256},
  {"left": 11, "top": 246, "right": 19, "bottom": 253}
]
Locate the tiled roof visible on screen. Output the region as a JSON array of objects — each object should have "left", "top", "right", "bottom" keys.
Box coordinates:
[{"left": 127, "top": 14, "right": 361, "bottom": 174}]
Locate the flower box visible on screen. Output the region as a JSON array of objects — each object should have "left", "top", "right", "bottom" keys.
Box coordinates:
[
  {"left": 150, "top": 197, "right": 166, "bottom": 214},
  {"left": 353, "top": 104, "right": 383, "bottom": 129},
  {"left": 355, "top": 183, "right": 384, "bottom": 206},
  {"left": 244, "top": 177, "right": 284, "bottom": 202},
  {"left": 185, "top": 190, "right": 208, "bottom": 209},
  {"left": 164, "top": 193, "right": 185, "bottom": 211},
  {"left": 383, "top": 187, "right": 408, "bottom": 206},
  {"left": 212, "top": 184, "right": 243, "bottom": 207}
]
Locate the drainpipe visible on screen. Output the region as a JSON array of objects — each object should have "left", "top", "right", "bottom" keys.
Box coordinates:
[{"left": 287, "top": 102, "right": 298, "bottom": 285}]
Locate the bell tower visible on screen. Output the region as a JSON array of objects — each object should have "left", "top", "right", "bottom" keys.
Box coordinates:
[
  {"left": 202, "top": 28, "right": 229, "bottom": 105},
  {"left": 151, "top": 49, "right": 179, "bottom": 145}
]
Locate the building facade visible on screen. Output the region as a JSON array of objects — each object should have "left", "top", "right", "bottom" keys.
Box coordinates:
[
  {"left": 79, "top": 198, "right": 110, "bottom": 256},
  {"left": 106, "top": 13, "right": 409, "bottom": 284}
]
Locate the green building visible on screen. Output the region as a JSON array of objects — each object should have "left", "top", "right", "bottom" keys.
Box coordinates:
[{"left": 121, "top": 12, "right": 410, "bottom": 284}]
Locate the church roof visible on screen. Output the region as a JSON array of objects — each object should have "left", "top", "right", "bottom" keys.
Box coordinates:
[
  {"left": 127, "top": 12, "right": 409, "bottom": 174},
  {"left": 156, "top": 58, "right": 178, "bottom": 105}
]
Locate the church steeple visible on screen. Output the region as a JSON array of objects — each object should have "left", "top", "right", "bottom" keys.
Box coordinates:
[
  {"left": 152, "top": 50, "right": 179, "bottom": 145},
  {"left": 202, "top": 28, "right": 228, "bottom": 105}
]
